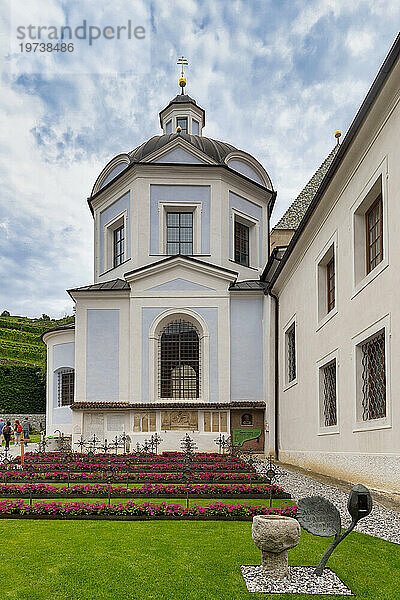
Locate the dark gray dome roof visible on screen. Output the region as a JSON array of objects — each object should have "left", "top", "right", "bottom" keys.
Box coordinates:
[
  {"left": 164, "top": 93, "right": 198, "bottom": 107},
  {"left": 129, "top": 133, "right": 238, "bottom": 164},
  {"left": 159, "top": 94, "right": 206, "bottom": 126}
]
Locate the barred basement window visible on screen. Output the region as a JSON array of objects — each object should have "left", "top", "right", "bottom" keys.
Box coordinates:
[
  {"left": 159, "top": 320, "right": 200, "bottom": 399},
  {"left": 322, "top": 361, "right": 337, "bottom": 427},
  {"left": 57, "top": 369, "right": 74, "bottom": 407},
  {"left": 361, "top": 330, "right": 386, "bottom": 420},
  {"left": 286, "top": 323, "right": 296, "bottom": 383}
]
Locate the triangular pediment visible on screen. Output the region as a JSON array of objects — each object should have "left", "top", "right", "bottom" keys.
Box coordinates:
[
  {"left": 143, "top": 138, "right": 216, "bottom": 165},
  {"left": 153, "top": 147, "right": 206, "bottom": 164},
  {"left": 125, "top": 256, "right": 238, "bottom": 294},
  {"left": 146, "top": 278, "right": 216, "bottom": 292}
]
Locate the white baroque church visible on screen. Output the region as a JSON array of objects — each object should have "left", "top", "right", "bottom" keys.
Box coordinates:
[{"left": 43, "top": 36, "right": 400, "bottom": 495}]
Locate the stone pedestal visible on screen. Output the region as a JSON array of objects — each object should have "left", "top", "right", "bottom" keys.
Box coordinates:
[{"left": 252, "top": 515, "right": 301, "bottom": 579}]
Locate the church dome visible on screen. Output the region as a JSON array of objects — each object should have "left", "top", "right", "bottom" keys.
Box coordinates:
[{"left": 129, "top": 133, "right": 238, "bottom": 164}]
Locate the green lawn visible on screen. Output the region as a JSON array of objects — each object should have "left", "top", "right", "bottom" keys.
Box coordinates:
[{"left": 0, "top": 519, "right": 398, "bottom": 600}]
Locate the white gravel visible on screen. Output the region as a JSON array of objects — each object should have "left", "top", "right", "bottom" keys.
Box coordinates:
[
  {"left": 241, "top": 566, "right": 354, "bottom": 595},
  {"left": 256, "top": 460, "right": 400, "bottom": 545}
]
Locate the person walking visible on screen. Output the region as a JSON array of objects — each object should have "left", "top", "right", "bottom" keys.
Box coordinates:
[
  {"left": 0, "top": 419, "right": 5, "bottom": 446},
  {"left": 21, "top": 417, "right": 30, "bottom": 447},
  {"left": 14, "top": 419, "right": 22, "bottom": 446},
  {"left": 3, "top": 422, "right": 12, "bottom": 450}
]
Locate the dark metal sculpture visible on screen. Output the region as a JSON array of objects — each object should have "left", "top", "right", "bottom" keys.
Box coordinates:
[
  {"left": 0, "top": 448, "right": 10, "bottom": 464},
  {"left": 150, "top": 433, "right": 163, "bottom": 455},
  {"left": 110, "top": 435, "right": 123, "bottom": 454},
  {"left": 86, "top": 433, "right": 101, "bottom": 454},
  {"left": 214, "top": 434, "right": 229, "bottom": 454},
  {"left": 74, "top": 436, "right": 86, "bottom": 453},
  {"left": 119, "top": 432, "right": 129, "bottom": 454},
  {"left": 258, "top": 455, "right": 282, "bottom": 508},
  {"left": 297, "top": 484, "right": 373, "bottom": 575},
  {"left": 180, "top": 433, "right": 197, "bottom": 457}
]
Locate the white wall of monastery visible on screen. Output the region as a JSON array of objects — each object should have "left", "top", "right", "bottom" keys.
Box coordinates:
[{"left": 272, "top": 60, "right": 400, "bottom": 493}]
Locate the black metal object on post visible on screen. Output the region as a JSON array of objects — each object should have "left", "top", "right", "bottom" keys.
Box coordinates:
[
  {"left": 297, "top": 484, "right": 372, "bottom": 576},
  {"left": 214, "top": 434, "right": 229, "bottom": 454},
  {"left": 75, "top": 436, "right": 86, "bottom": 453}
]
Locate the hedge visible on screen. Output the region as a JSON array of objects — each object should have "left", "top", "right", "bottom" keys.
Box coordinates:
[{"left": 0, "top": 364, "right": 45, "bottom": 413}]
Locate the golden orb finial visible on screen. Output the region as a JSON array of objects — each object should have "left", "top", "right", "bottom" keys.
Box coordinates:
[
  {"left": 335, "top": 130, "right": 342, "bottom": 145},
  {"left": 177, "top": 56, "right": 188, "bottom": 94}
]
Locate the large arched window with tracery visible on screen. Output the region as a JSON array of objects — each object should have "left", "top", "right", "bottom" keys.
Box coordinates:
[{"left": 159, "top": 320, "right": 200, "bottom": 398}]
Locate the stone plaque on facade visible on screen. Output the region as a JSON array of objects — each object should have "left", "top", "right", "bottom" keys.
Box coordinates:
[
  {"left": 83, "top": 413, "right": 104, "bottom": 438},
  {"left": 161, "top": 410, "right": 198, "bottom": 430},
  {"left": 107, "top": 413, "right": 127, "bottom": 431}
]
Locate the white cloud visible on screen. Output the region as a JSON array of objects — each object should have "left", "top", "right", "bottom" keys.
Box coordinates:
[
  {"left": 1, "top": 0, "right": 399, "bottom": 316},
  {"left": 346, "top": 29, "right": 376, "bottom": 57}
]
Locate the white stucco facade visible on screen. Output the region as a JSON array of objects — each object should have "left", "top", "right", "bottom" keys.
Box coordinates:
[
  {"left": 43, "top": 90, "right": 272, "bottom": 454},
  {"left": 43, "top": 42, "right": 400, "bottom": 493},
  {"left": 267, "top": 50, "right": 400, "bottom": 494}
]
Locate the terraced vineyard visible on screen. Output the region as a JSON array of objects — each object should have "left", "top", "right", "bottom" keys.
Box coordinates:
[{"left": 0, "top": 314, "right": 74, "bottom": 366}]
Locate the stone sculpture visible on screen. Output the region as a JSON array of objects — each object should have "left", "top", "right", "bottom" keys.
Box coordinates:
[{"left": 252, "top": 515, "right": 301, "bottom": 579}]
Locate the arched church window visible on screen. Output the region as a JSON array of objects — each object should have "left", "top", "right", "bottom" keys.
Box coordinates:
[
  {"left": 159, "top": 320, "right": 200, "bottom": 399},
  {"left": 241, "top": 413, "right": 253, "bottom": 426}
]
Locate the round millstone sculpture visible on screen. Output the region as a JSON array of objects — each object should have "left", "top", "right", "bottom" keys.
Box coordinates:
[{"left": 252, "top": 515, "right": 301, "bottom": 579}]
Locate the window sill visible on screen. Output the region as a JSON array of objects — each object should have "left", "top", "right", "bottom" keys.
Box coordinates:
[
  {"left": 283, "top": 378, "right": 298, "bottom": 392},
  {"left": 316, "top": 307, "right": 338, "bottom": 332},
  {"left": 318, "top": 426, "right": 339, "bottom": 436},
  {"left": 229, "top": 259, "right": 259, "bottom": 271},
  {"left": 100, "top": 258, "right": 131, "bottom": 277},
  {"left": 352, "top": 419, "right": 391, "bottom": 433},
  {"left": 351, "top": 259, "right": 388, "bottom": 300}
]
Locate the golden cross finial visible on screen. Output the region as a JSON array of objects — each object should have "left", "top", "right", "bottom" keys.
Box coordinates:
[
  {"left": 177, "top": 56, "right": 188, "bottom": 77},
  {"left": 177, "top": 56, "right": 188, "bottom": 93}
]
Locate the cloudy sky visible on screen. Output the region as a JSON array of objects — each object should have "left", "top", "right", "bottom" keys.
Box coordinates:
[{"left": 1, "top": 1, "right": 399, "bottom": 318}]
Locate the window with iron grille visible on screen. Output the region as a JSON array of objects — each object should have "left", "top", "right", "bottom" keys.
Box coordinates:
[
  {"left": 361, "top": 330, "right": 386, "bottom": 420},
  {"left": 234, "top": 220, "right": 249, "bottom": 266},
  {"left": 166, "top": 212, "right": 193, "bottom": 255},
  {"left": 327, "top": 256, "right": 335, "bottom": 313},
  {"left": 57, "top": 369, "right": 74, "bottom": 407},
  {"left": 322, "top": 361, "right": 337, "bottom": 427},
  {"left": 159, "top": 320, "right": 200, "bottom": 399},
  {"left": 286, "top": 323, "right": 296, "bottom": 383},
  {"left": 176, "top": 117, "right": 188, "bottom": 133},
  {"left": 113, "top": 225, "right": 124, "bottom": 267},
  {"left": 366, "top": 195, "right": 383, "bottom": 274}
]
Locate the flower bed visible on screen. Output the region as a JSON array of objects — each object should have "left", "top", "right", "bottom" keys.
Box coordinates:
[
  {"left": 0, "top": 482, "right": 290, "bottom": 499},
  {"left": 0, "top": 499, "right": 297, "bottom": 520},
  {"left": 17, "top": 452, "right": 244, "bottom": 465},
  {"left": 3, "top": 462, "right": 250, "bottom": 473},
  {"left": 2, "top": 471, "right": 266, "bottom": 483}
]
